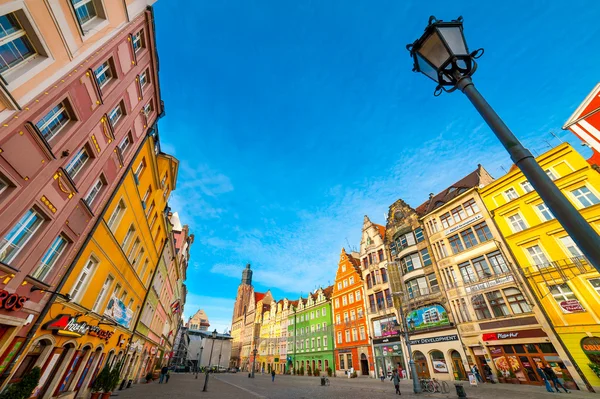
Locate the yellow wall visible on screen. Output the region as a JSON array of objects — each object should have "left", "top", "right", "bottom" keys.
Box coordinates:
[{"left": 480, "top": 143, "right": 600, "bottom": 390}]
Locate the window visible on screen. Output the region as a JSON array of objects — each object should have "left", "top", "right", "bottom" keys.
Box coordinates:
[
  {"left": 430, "top": 351, "right": 445, "bottom": 371},
  {"left": 439, "top": 241, "right": 448, "bottom": 257},
  {"left": 132, "top": 30, "right": 144, "bottom": 52},
  {"left": 427, "top": 273, "right": 439, "bottom": 293},
  {"left": 472, "top": 256, "right": 493, "bottom": 279},
  {"left": 526, "top": 245, "right": 550, "bottom": 267},
  {"left": 134, "top": 159, "right": 146, "bottom": 181},
  {"left": 399, "top": 252, "right": 422, "bottom": 274},
  {"left": 440, "top": 213, "right": 452, "bottom": 228},
  {"left": 121, "top": 225, "right": 135, "bottom": 252},
  {"left": 107, "top": 200, "right": 126, "bottom": 230},
  {"left": 396, "top": 231, "right": 416, "bottom": 249},
  {"left": 118, "top": 133, "right": 133, "bottom": 155},
  {"left": 381, "top": 268, "right": 388, "bottom": 283},
  {"left": 349, "top": 293, "right": 354, "bottom": 303},
  {"left": 571, "top": 186, "right": 600, "bottom": 208},
  {"left": 472, "top": 294, "right": 492, "bottom": 320},
  {"left": 536, "top": 203, "right": 555, "bottom": 222},
  {"left": 545, "top": 169, "right": 558, "bottom": 181},
  {"left": 378, "top": 248, "right": 384, "bottom": 261},
  {"left": 65, "top": 147, "right": 90, "bottom": 179},
  {"left": 460, "top": 228, "right": 478, "bottom": 249},
  {"left": 350, "top": 310, "right": 355, "bottom": 320},
  {"left": 548, "top": 283, "right": 578, "bottom": 303},
  {"left": 0, "top": 209, "right": 44, "bottom": 263},
  {"left": 139, "top": 70, "right": 149, "bottom": 91},
  {"left": 337, "top": 332, "right": 342, "bottom": 344},
  {"left": 473, "top": 222, "right": 493, "bottom": 242},
  {"left": 0, "top": 176, "right": 7, "bottom": 195},
  {"left": 504, "top": 288, "right": 531, "bottom": 314},
  {"left": 334, "top": 299, "right": 339, "bottom": 309},
  {"left": 84, "top": 177, "right": 104, "bottom": 208},
  {"left": 345, "top": 330, "right": 350, "bottom": 342},
  {"left": 451, "top": 206, "right": 466, "bottom": 223},
  {"left": 355, "top": 290, "right": 361, "bottom": 301},
  {"left": 559, "top": 236, "right": 583, "bottom": 257},
  {"left": 127, "top": 238, "right": 140, "bottom": 262},
  {"left": 521, "top": 180, "right": 533, "bottom": 193},
  {"left": 141, "top": 187, "right": 151, "bottom": 207},
  {"left": 504, "top": 188, "right": 519, "bottom": 201},
  {"left": 420, "top": 248, "right": 432, "bottom": 266},
  {"left": 589, "top": 278, "right": 600, "bottom": 295},
  {"left": 108, "top": 102, "right": 124, "bottom": 127},
  {"left": 486, "top": 290, "right": 510, "bottom": 317},
  {"left": 414, "top": 227, "right": 424, "bottom": 242},
  {"left": 342, "top": 296, "right": 347, "bottom": 306},
  {"left": 448, "top": 234, "right": 464, "bottom": 254},
  {"left": 94, "top": 60, "right": 112, "bottom": 88},
  {"left": 92, "top": 275, "right": 113, "bottom": 312},
  {"left": 335, "top": 314, "right": 340, "bottom": 324},
  {"left": 133, "top": 247, "right": 144, "bottom": 266},
  {"left": 323, "top": 336, "right": 328, "bottom": 347},
  {"left": 349, "top": 276, "right": 354, "bottom": 285},
  {"left": 72, "top": 0, "right": 98, "bottom": 25},
  {"left": 406, "top": 277, "right": 428, "bottom": 298},
  {"left": 36, "top": 103, "right": 70, "bottom": 142},
  {"left": 32, "top": 235, "right": 67, "bottom": 281},
  {"left": 338, "top": 353, "right": 344, "bottom": 368},
  {"left": 459, "top": 262, "right": 477, "bottom": 284},
  {"left": 507, "top": 213, "right": 527, "bottom": 233},
  {"left": 143, "top": 101, "right": 153, "bottom": 117},
  {"left": 487, "top": 251, "right": 509, "bottom": 274},
  {"left": 357, "top": 307, "right": 364, "bottom": 318},
  {"left": 352, "top": 328, "right": 358, "bottom": 341},
  {"left": 71, "top": 257, "right": 97, "bottom": 301},
  {"left": 0, "top": 12, "right": 36, "bottom": 73}
]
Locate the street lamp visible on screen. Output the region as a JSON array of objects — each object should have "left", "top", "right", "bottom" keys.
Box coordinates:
[
  {"left": 195, "top": 346, "right": 203, "bottom": 379},
  {"left": 393, "top": 292, "right": 421, "bottom": 394},
  {"left": 407, "top": 16, "right": 600, "bottom": 272},
  {"left": 203, "top": 329, "right": 218, "bottom": 392},
  {"left": 251, "top": 348, "right": 258, "bottom": 378}
]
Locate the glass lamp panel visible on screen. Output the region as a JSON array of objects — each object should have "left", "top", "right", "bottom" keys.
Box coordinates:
[
  {"left": 417, "top": 31, "right": 450, "bottom": 69},
  {"left": 437, "top": 26, "right": 468, "bottom": 56},
  {"left": 415, "top": 53, "right": 439, "bottom": 82}
]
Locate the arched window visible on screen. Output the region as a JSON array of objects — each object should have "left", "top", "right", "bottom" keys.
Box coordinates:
[{"left": 430, "top": 350, "right": 448, "bottom": 373}]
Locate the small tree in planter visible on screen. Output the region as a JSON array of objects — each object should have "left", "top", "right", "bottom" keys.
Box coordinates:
[
  {"left": 101, "top": 368, "right": 121, "bottom": 399},
  {"left": 351, "top": 371, "right": 358, "bottom": 378},
  {"left": 90, "top": 367, "right": 109, "bottom": 399},
  {"left": 508, "top": 369, "right": 519, "bottom": 384},
  {"left": 314, "top": 368, "right": 320, "bottom": 377},
  {"left": 327, "top": 367, "right": 333, "bottom": 377},
  {"left": 307, "top": 365, "right": 312, "bottom": 376},
  {"left": 0, "top": 366, "right": 41, "bottom": 399},
  {"left": 299, "top": 366, "right": 304, "bottom": 376},
  {"left": 496, "top": 370, "right": 505, "bottom": 383}
]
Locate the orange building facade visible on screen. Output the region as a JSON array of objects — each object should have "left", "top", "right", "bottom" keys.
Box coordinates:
[{"left": 332, "top": 248, "right": 373, "bottom": 377}]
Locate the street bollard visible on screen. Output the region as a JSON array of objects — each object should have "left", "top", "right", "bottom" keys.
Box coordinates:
[
  {"left": 455, "top": 383, "right": 467, "bottom": 398},
  {"left": 248, "top": 373, "right": 252, "bottom": 378}
]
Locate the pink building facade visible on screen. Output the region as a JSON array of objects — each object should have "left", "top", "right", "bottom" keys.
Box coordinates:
[{"left": 0, "top": 5, "right": 162, "bottom": 383}]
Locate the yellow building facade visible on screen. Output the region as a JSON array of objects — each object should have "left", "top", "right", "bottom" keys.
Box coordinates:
[
  {"left": 13, "top": 134, "right": 176, "bottom": 399},
  {"left": 480, "top": 143, "right": 600, "bottom": 392}
]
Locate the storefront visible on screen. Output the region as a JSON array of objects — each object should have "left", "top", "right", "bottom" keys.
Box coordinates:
[
  {"left": 13, "top": 310, "right": 132, "bottom": 399},
  {"left": 373, "top": 336, "right": 404, "bottom": 379},
  {"left": 481, "top": 328, "right": 576, "bottom": 388},
  {"left": 408, "top": 332, "right": 468, "bottom": 381}
]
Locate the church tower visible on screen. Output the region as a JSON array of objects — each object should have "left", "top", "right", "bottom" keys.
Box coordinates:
[{"left": 241, "top": 263, "right": 253, "bottom": 285}]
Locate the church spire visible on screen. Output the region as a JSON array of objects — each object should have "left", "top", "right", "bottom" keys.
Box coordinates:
[{"left": 241, "top": 263, "right": 253, "bottom": 285}]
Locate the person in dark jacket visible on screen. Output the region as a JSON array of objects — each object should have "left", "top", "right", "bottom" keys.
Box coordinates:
[
  {"left": 543, "top": 365, "right": 570, "bottom": 393},
  {"left": 271, "top": 369, "right": 276, "bottom": 382},
  {"left": 159, "top": 366, "right": 168, "bottom": 384},
  {"left": 537, "top": 366, "right": 555, "bottom": 393},
  {"left": 391, "top": 370, "right": 401, "bottom": 395}
]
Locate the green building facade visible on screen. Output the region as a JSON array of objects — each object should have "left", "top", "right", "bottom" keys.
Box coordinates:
[{"left": 287, "top": 286, "right": 334, "bottom": 375}]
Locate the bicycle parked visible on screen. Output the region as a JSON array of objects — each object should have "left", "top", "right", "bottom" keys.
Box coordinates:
[{"left": 419, "top": 378, "right": 450, "bottom": 393}]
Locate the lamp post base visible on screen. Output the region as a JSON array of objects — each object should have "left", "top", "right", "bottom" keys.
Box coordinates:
[{"left": 202, "top": 371, "right": 210, "bottom": 391}]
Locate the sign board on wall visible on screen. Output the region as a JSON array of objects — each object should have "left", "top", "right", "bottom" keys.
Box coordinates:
[
  {"left": 482, "top": 328, "right": 547, "bottom": 342},
  {"left": 373, "top": 316, "right": 401, "bottom": 337},
  {"left": 465, "top": 275, "right": 514, "bottom": 294},
  {"left": 409, "top": 334, "right": 459, "bottom": 346},
  {"left": 445, "top": 214, "right": 483, "bottom": 236},
  {"left": 559, "top": 300, "right": 585, "bottom": 313},
  {"left": 407, "top": 305, "right": 449, "bottom": 331},
  {"left": 43, "top": 314, "right": 114, "bottom": 341},
  {"left": 0, "top": 290, "right": 28, "bottom": 311},
  {"left": 104, "top": 295, "right": 133, "bottom": 327}
]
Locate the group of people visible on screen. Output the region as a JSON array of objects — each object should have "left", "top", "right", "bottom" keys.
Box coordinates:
[
  {"left": 471, "top": 363, "right": 570, "bottom": 394},
  {"left": 378, "top": 364, "right": 404, "bottom": 395}
]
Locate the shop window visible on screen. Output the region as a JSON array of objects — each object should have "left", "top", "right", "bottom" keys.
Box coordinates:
[
  {"left": 525, "top": 344, "right": 537, "bottom": 353},
  {"left": 538, "top": 343, "right": 557, "bottom": 354},
  {"left": 430, "top": 350, "right": 446, "bottom": 373},
  {"left": 11, "top": 340, "right": 50, "bottom": 381},
  {"left": 56, "top": 348, "right": 84, "bottom": 395},
  {"left": 503, "top": 345, "right": 514, "bottom": 353},
  {"left": 513, "top": 345, "right": 526, "bottom": 354}
]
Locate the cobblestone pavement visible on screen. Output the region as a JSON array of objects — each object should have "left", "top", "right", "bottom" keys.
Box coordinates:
[{"left": 112, "top": 372, "right": 600, "bottom": 399}]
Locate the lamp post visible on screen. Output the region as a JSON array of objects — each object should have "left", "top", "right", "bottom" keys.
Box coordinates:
[
  {"left": 393, "top": 292, "right": 421, "bottom": 393},
  {"left": 203, "top": 329, "right": 218, "bottom": 392},
  {"left": 218, "top": 339, "right": 224, "bottom": 370},
  {"left": 251, "top": 348, "right": 258, "bottom": 378},
  {"left": 195, "top": 346, "right": 203, "bottom": 379},
  {"left": 407, "top": 16, "right": 600, "bottom": 272}
]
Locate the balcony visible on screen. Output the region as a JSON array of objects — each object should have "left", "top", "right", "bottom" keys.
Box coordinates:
[
  {"left": 404, "top": 286, "right": 445, "bottom": 307},
  {"left": 463, "top": 271, "right": 515, "bottom": 294},
  {"left": 521, "top": 256, "right": 596, "bottom": 284}
]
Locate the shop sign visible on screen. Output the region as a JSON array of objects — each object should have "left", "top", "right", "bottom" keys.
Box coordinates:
[
  {"left": 445, "top": 214, "right": 482, "bottom": 235},
  {"left": 489, "top": 347, "right": 502, "bottom": 355},
  {"left": 43, "top": 314, "right": 114, "bottom": 341},
  {"left": 432, "top": 359, "right": 448, "bottom": 373},
  {"left": 482, "top": 328, "right": 547, "bottom": 341},
  {"left": 581, "top": 337, "right": 600, "bottom": 356},
  {"left": 465, "top": 275, "right": 514, "bottom": 294},
  {"left": 406, "top": 305, "right": 450, "bottom": 331},
  {"left": 409, "top": 334, "right": 458, "bottom": 346},
  {"left": 373, "top": 335, "right": 401, "bottom": 345},
  {"left": 373, "top": 316, "right": 401, "bottom": 338},
  {"left": 0, "top": 289, "right": 28, "bottom": 311},
  {"left": 559, "top": 299, "right": 585, "bottom": 313}
]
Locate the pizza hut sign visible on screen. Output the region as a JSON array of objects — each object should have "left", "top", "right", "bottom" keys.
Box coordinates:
[
  {"left": 559, "top": 300, "right": 585, "bottom": 313},
  {"left": 43, "top": 315, "right": 114, "bottom": 341}
]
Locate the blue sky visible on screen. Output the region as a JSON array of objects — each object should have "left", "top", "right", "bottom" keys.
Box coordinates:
[{"left": 153, "top": 0, "right": 600, "bottom": 332}]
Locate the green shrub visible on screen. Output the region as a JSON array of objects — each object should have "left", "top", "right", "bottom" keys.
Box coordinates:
[
  {"left": 314, "top": 368, "right": 320, "bottom": 377},
  {"left": 92, "top": 366, "right": 110, "bottom": 392},
  {"left": 0, "top": 367, "right": 41, "bottom": 399},
  {"left": 351, "top": 371, "right": 358, "bottom": 378},
  {"left": 299, "top": 366, "right": 304, "bottom": 376},
  {"left": 307, "top": 365, "right": 312, "bottom": 376},
  {"left": 327, "top": 367, "right": 333, "bottom": 377}
]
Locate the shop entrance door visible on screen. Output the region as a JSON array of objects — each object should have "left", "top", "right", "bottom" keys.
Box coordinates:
[
  {"left": 360, "top": 353, "right": 369, "bottom": 375},
  {"left": 451, "top": 351, "right": 467, "bottom": 380},
  {"left": 414, "top": 351, "right": 430, "bottom": 379}
]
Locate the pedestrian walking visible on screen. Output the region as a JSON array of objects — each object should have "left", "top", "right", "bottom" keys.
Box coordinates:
[
  {"left": 397, "top": 363, "right": 403, "bottom": 379},
  {"left": 379, "top": 367, "right": 385, "bottom": 382},
  {"left": 166, "top": 368, "right": 171, "bottom": 383},
  {"left": 483, "top": 364, "right": 493, "bottom": 382},
  {"left": 471, "top": 364, "right": 483, "bottom": 383},
  {"left": 537, "top": 366, "right": 554, "bottom": 393},
  {"left": 543, "top": 365, "right": 570, "bottom": 393},
  {"left": 271, "top": 369, "right": 276, "bottom": 382},
  {"left": 159, "top": 366, "right": 168, "bottom": 384},
  {"left": 391, "top": 369, "right": 401, "bottom": 395}
]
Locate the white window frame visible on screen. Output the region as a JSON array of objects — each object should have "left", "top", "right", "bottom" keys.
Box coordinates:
[
  {"left": 520, "top": 180, "right": 533, "bottom": 194},
  {"left": 558, "top": 235, "right": 583, "bottom": 258},
  {"left": 32, "top": 235, "right": 67, "bottom": 281},
  {"left": 545, "top": 168, "right": 558, "bottom": 181},
  {"left": 525, "top": 244, "right": 550, "bottom": 268},
  {"left": 0, "top": 209, "right": 44, "bottom": 263},
  {"left": 143, "top": 102, "right": 152, "bottom": 117},
  {"left": 139, "top": 71, "right": 148, "bottom": 91},
  {"left": 570, "top": 186, "right": 600, "bottom": 208},
  {"left": 0, "top": 11, "right": 38, "bottom": 74},
  {"left": 94, "top": 60, "right": 112, "bottom": 88},
  {"left": 108, "top": 103, "right": 123, "bottom": 127},
  {"left": 588, "top": 278, "right": 600, "bottom": 295},
  {"left": 84, "top": 177, "right": 104, "bottom": 207},
  {"left": 132, "top": 30, "right": 143, "bottom": 52},
  {"left": 503, "top": 188, "right": 519, "bottom": 201},
  {"left": 65, "top": 147, "right": 89, "bottom": 179},
  {"left": 72, "top": 0, "right": 98, "bottom": 26},
  {"left": 106, "top": 199, "right": 126, "bottom": 231},
  {"left": 118, "top": 134, "right": 132, "bottom": 154},
  {"left": 535, "top": 202, "right": 554, "bottom": 222},
  {"left": 36, "top": 103, "right": 70, "bottom": 141},
  {"left": 92, "top": 274, "right": 113, "bottom": 313},
  {"left": 70, "top": 256, "right": 97, "bottom": 302},
  {"left": 0, "top": 175, "right": 8, "bottom": 195},
  {"left": 507, "top": 213, "right": 528, "bottom": 233}
]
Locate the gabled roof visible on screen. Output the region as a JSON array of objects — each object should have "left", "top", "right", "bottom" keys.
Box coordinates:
[
  {"left": 255, "top": 292, "right": 266, "bottom": 302},
  {"left": 563, "top": 83, "right": 600, "bottom": 129},
  {"left": 374, "top": 223, "right": 386, "bottom": 238},
  {"left": 416, "top": 165, "right": 493, "bottom": 216},
  {"left": 322, "top": 285, "right": 334, "bottom": 299}
]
